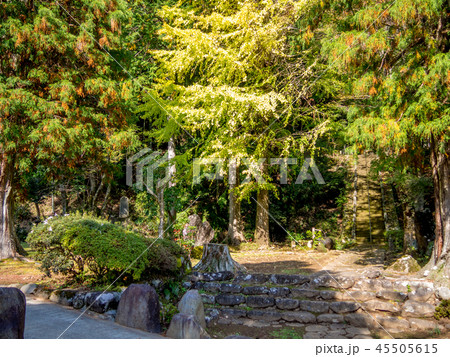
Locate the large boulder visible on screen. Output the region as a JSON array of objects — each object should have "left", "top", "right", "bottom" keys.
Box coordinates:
[
  {"left": 177, "top": 290, "right": 206, "bottom": 329},
  {"left": 0, "top": 287, "right": 26, "bottom": 339},
  {"left": 389, "top": 255, "right": 421, "bottom": 273},
  {"left": 49, "top": 289, "right": 77, "bottom": 306},
  {"left": 85, "top": 291, "right": 120, "bottom": 313},
  {"left": 183, "top": 214, "right": 214, "bottom": 246},
  {"left": 115, "top": 284, "right": 161, "bottom": 333},
  {"left": 20, "top": 283, "right": 37, "bottom": 295},
  {"left": 196, "top": 221, "right": 214, "bottom": 246},
  {"left": 183, "top": 215, "right": 202, "bottom": 240},
  {"left": 436, "top": 287, "right": 450, "bottom": 300},
  {"left": 166, "top": 313, "right": 209, "bottom": 339}
]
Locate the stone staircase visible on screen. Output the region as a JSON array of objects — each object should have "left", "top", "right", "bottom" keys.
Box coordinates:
[
  {"left": 183, "top": 271, "right": 447, "bottom": 339},
  {"left": 356, "top": 154, "right": 385, "bottom": 245}
]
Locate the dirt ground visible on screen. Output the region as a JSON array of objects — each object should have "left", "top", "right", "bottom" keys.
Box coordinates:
[{"left": 0, "top": 243, "right": 413, "bottom": 287}]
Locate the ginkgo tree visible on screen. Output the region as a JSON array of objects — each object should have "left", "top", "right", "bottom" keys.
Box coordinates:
[
  {"left": 0, "top": 0, "right": 137, "bottom": 259},
  {"left": 139, "top": 0, "right": 334, "bottom": 246}
]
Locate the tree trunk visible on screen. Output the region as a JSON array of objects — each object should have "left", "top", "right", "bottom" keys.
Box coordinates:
[
  {"left": 427, "top": 137, "right": 450, "bottom": 275},
  {"left": 167, "top": 137, "right": 176, "bottom": 237},
  {"left": 193, "top": 243, "right": 246, "bottom": 273},
  {"left": 228, "top": 160, "right": 245, "bottom": 245},
  {"left": 34, "top": 201, "right": 41, "bottom": 221},
  {"left": 157, "top": 186, "right": 165, "bottom": 239},
  {"left": 0, "top": 156, "right": 25, "bottom": 259},
  {"left": 60, "top": 184, "right": 67, "bottom": 215},
  {"left": 255, "top": 188, "right": 269, "bottom": 247},
  {"left": 403, "top": 206, "right": 417, "bottom": 255}
]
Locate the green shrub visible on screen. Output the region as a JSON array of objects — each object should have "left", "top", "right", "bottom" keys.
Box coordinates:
[
  {"left": 434, "top": 300, "right": 450, "bottom": 320},
  {"left": 27, "top": 213, "right": 190, "bottom": 283}
]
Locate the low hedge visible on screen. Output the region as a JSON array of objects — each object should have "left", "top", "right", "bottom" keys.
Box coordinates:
[{"left": 27, "top": 213, "right": 190, "bottom": 283}]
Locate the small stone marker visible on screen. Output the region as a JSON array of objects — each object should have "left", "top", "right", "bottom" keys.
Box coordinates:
[{"left": 119, "top": 196, "right": 129, "bottom": 218}]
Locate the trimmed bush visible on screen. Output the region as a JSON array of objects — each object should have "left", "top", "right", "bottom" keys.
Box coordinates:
[{"left": 27, "top": 213, "right": 189, "bottom": 283}]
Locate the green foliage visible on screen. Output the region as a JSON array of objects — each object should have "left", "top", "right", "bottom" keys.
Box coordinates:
[
  {"left": 270, "top": 327, "right": 303, "bottom": 339},
  {"left": 27, "top": 213, "right": 189, "bottom": 283},
  {"left": 434, "top": 300, "right": 450, "bottom": 320},
  {"left": 385, "top": 229, "right": 404, "bottom": 252},
  {"left": 160, "top": 302, "right": 178, "bottom": 328}
]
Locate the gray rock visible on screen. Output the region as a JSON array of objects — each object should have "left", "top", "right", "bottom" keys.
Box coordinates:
[
  {"left": 203, "top": 282, "right": 221, "bottom": 293},
  {"left": 182, "top": 281, "right": 192, "bottom": 290},
  {"left": 364, "top": 270, "right": 382, "bottom": 279},
  {"left": 344, "top": 313, "right": 378, "bottom": 328},
  {"left": 20, "top": 283, "right": 37, "bottom": 295},
  {"left": 321, "top": 237, "right": 335, "bottom": 250},
  {"left": 191, "top": 271, "right": 234, "bottom": 282},
  {"left": 402, "top": 301, "right": 435, "bottom": 318},
  {"left": 317, "top": 313, "right": 344, "bottom": 323},
  {"left": 246, "top": 295, "right": 275, "bottom": 308},
  {"left": 115, "top": 284, "right": 161, "bottom": 333},
  {"left": 345, "top": 291, "right": 376, "bottom": 302},
  {"left": 330, "top": 301, "right": 360, "bottom": 313},
  {"left": 268, "top": 287, "right": 290, "bottom": 297},
  {"left": 305, "top": 325, "right": 329, "bottom": 332},
  {"left": 219, "top": 308, "right": 247, "bottom": 318},
  {"left": 312, "top": 275, "right": 355, "bottom": 289},
  {"left": 304, "top": 332, "right": 323, "bottom": 339},
  {"left": 215, "top": 294, "right": 245, "bottom": 306},
  {"left": 320, "top": 290, "right": 344, "bottom": 300},
  {"left": 243, "top": 319, "right": 271, "bottom": 328},
  {"left": 247, "top": 310, "right": 281, "bottom": 322},
  {"left": 104, "top": 310, "right": 117, "bottom": 320},
  {"left": 407, "top": 287, "right": 434, "bottom": 302},
  {"left": 270, "top": 274, "right": 309, "bottom": 285},
  {"left": 201, "top": 294, "right": 215, "bottom": 305},
  {"left": 166, "top": 313, "right": 209, "bottom": 339},
  {"left": 220, "top": 283, "right": 242, "bottom": 293},
  {"left": 193, "top": 281, "right": 204, "bottom": 290},
  {"left": 49, "top": 289, "right": 77, "bottom": 306},
  {"left": 178, "top": 290, "right": 206, "bottom": 329},
  {"left": 151, "top": 279, "right": 163, "bottom": 290},
  {"left": 353, "top": 335, "right": 373, "bottom": 339},
  {"left": 72, "top": 293, "right": 86, "bottom": 309},
  {"left": 0, "top": 287, "right": 26, "bottom": 338},
  {"left": 242, "top": 286, "right": 269, "bottom": 295},
  {"left": 275, "top": 298, "right": 300, "bottom": 310},
  {"left": 225, "top": 335, "right": 253, "bottom": 339},
  {"left": 234, "top": 273, "right": 269, "bottom": 284},
  {"left": 409, "top": 318, "right": 438, "bottom": 330},
  {"left": 290, "top": 288, "right": 320, "bottom": 299},
  {"left": 378, "top": 316, "right": 410, "bottom": 330},
  {"left": 364, "top": 300, "right": 400, "bottom": 313},
  {"left": 436, "top": 287, "right": 450, "bottom": 300},
  {"left": 299, "top": 300, "right": 330, "bottom": 313},
  {"left": 33, "top": 289, "right": 51, "bottom": 300},
  {"left": 85, "top": 291, "right": 120, "bottom": 313},
  {"left": 376, "top": 290, "right": 407, "bottom": 301},
  {"left": 196, "top": 221, "right": 215, "bottom": 246},
  {"left": 346, "top": 327, "right": 371, "bottom": 336},
  {"left": 205, "top": 309, "right": 220, "bottom": 326},
  {"left": 281, "top": 311, "right": 316, "bottom": 323}
]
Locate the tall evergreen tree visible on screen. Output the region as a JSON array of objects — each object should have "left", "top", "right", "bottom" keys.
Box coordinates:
[
  {"left": 0, "top": 0, "right": 137, "bottom": 259},
  {"left": 301, "top": 0, "right": 449, "bottom": 271}
]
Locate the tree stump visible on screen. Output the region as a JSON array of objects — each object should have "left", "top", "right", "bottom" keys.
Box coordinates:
[{"left": 193, "top": 243, "right": 246, "bottom": 273}]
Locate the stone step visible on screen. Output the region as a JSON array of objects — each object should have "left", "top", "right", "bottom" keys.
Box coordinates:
[
  {"left": 205, "top": 306, "right": 445, "bottom": 338},
  {"left": 186, "top": 271, "right": 436, "bottom": 295}
]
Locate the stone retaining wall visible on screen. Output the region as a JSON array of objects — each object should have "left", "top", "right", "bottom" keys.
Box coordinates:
[{"left": 184, "top": 271, "right": 450, "bottom": 336}]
